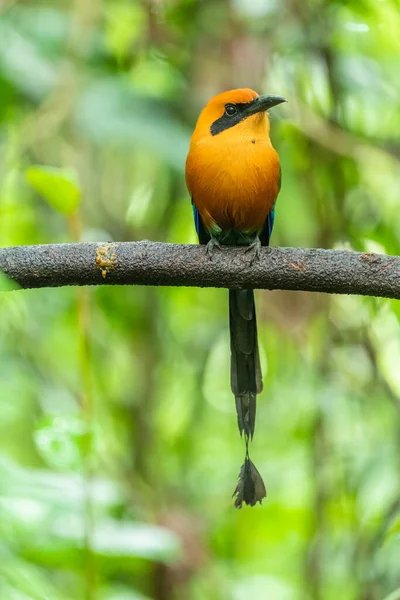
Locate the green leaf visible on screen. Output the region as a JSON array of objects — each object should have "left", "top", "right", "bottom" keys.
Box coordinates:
[{"left": 25, "top": 165, "right": 81, "bottom": 215}]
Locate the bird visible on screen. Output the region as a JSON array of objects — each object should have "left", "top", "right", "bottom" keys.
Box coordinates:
[{"left": 185, "top": 88, "right": 286, "bottom": 506}]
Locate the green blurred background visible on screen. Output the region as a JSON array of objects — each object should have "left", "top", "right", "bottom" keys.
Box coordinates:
[{"left": 1, "top": 0, "right": 400, "bottom": 599}]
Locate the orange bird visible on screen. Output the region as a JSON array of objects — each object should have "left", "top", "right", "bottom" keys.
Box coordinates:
[{"left": 185, "top": 88, "right": 286, "bottom": 506}]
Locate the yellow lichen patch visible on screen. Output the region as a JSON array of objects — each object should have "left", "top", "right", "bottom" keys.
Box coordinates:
[{"left": 95, "top": 244, "right": 117, "bottom": 279}]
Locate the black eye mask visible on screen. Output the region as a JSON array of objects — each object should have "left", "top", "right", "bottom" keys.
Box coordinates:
[
  {"left": 210, "top": 94, "right": 287, "bottom": 136},
  {"left": 210, "top": 102, "right": 253, "bottom": 136}
]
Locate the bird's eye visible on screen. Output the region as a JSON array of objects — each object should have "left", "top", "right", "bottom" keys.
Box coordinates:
[{"left": 225, "top": 104, "right": 238, "bottom": 117}]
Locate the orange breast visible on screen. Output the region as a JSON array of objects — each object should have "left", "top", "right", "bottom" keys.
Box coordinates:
[{"left": 186, "top": 136, "right": 280, "bottom": 234}]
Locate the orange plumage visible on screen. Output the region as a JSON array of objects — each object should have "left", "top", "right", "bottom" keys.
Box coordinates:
[{"left": 186, "top": 88, "right": 283, "bottom": 239}]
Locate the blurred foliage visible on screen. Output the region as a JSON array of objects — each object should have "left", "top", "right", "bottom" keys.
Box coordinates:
[{"left": 1, "top": 0, "right": 400, "bottom": 599}]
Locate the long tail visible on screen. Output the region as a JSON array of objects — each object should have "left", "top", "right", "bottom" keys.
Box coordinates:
[{"left": 229, "top": 289, "right": 263, "bottom": 439}]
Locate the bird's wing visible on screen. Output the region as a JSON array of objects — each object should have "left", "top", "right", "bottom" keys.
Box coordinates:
[
  {"left": 259, "top": 207, "right": 275, "bottom": 246},
  {"left": 192, "top": 200, "right": 210, "bottom": 245},
  {"left": 259, "top": 164, "right": 280, "bottom": 246}
]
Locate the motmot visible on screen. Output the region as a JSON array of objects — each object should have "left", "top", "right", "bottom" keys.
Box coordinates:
[{"left": 185, "top": 89, "right": 286, "bottom": 507}]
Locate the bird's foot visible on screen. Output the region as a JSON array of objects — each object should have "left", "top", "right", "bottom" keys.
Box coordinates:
[
  {"left": 245, "top": 237, "right": 261, "bottom": 265},
  {"left": 205, "top": 237, "right": 222, "bottom": 260}
]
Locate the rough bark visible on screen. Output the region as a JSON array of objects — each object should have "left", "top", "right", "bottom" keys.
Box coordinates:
[{"left": 0, "top": 241, "right": 399, "bottom": 299}]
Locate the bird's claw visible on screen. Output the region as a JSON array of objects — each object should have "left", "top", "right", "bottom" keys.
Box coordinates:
[
  {"left": 205, "top": 237, "right": 222, "bottom": 260},
  {"left": 245, "top": 237, "right": 261, "bottom": 265}
]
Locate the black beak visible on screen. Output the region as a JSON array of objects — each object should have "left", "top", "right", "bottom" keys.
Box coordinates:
[{"left": 245, "top": 94, "right": 287, "bottom": 117}]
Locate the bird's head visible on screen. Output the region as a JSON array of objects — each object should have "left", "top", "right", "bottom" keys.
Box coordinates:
[{"left": 191, "top": 88, "right": 287, "bottom": 141}]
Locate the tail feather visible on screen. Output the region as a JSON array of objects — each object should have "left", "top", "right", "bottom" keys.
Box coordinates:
[{"left": 229, "top": 289, "right": 262, "bottom": 438}]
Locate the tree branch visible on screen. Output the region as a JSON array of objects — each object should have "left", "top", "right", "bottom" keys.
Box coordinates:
[{"left": 0, "top": 241, "right": 399, "bottom": 299}]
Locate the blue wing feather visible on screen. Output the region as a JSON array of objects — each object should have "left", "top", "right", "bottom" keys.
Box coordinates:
[
  {"left": 192, "top": 200, "right": 210, "bottom": 244},
  {"left": 192, "top": 203, "right": 201, "bottom": 237},
  {"left": 266, "top": 208, "right": 275, "bottom": 241},
  {"left": 259, "top": 207, "right": 275, "bottom": 246}
]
